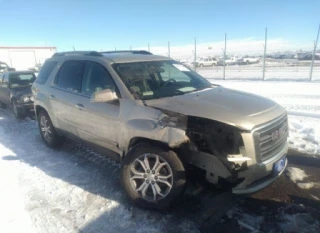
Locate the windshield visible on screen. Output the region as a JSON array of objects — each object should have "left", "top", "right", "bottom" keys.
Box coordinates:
[
  {"left": 113, "top": 61, "right": 212, "bottom": 100},
  {"left": 9, "top": 73, "right": 36, "bottom": 88}
]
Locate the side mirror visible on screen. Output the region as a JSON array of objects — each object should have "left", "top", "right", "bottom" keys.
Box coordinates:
[{"left": 91, "top": 89, "right": 118, "bottom": 103}]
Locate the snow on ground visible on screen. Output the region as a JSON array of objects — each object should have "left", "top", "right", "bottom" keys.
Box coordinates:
[
  {"left": 0, "top": 110, "right": 198, "bottom": 233},
  {"left": 288, "top": 116, "right": 320, "bottom": 155},
  {"left": 286, "top": 166, "right": 320, "bottom": 190},
  {"left": 297, "top": 182, "right": 320, "bottom": 190},
  {"left": 286, "top": 167, "right": 308, "bottom": 183},
  {"left": 198, "top": 66, "right": 320, "bottom": 81}
]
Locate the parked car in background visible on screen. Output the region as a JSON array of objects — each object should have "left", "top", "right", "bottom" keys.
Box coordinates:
[
  {"left": 242, "top": 56, "right": 260, "bottom": 64},
  {"left": 197, "top": 57, "right": 218, "bottom": 67},
  {"left": 32, "top": 50, "right": 288, "bottom": 210},
  {"left": 217, "top": 56, "right": 242, "bottom": 66},
  {"left": 297, "top": 52, "right": 320, "bottom": 60},
  {"left": 28, "top": 63, "right": 43, "bottom": 72},
  {"left": 0, "top": 71, "right": 36, "bottom": 119},
  {"left": 0, "top": 61, "right": 15, "bottom": 74}
]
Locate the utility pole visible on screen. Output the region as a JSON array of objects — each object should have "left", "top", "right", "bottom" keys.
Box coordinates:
[
  {"left": 194, "top": 37, "right": 197, "bottom": 71},
  {"left": 168, "top": 41, "right": 170, "bottom": 57},
  {"left": 310, "top": 24, "right": 320, "bottom": 81},
  {"left": 223, "top": 33, "right": 227, "bottom": 80},
  {"left": 262, "top": 27, "right": 268, "bottom": 80}
]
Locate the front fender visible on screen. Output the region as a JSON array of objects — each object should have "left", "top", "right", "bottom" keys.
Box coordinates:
[{"left": 119, "top": 99, "right": 189, "bottom": 150}]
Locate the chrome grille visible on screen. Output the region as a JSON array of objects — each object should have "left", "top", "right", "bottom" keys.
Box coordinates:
[{"left": 253, "top": 114, "right": 288, "bottom": 161}]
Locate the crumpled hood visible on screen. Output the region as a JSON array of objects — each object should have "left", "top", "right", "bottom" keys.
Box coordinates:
[
  {"left": 145, "top": 86, "right": 286, "bottom": 131},
  {"left": 10, "top": 86, "right": 32, "bottom": 99}
]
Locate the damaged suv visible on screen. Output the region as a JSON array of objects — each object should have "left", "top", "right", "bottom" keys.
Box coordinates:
[{"left": 32, "top": 51, "right": 288, "bottom": 209}]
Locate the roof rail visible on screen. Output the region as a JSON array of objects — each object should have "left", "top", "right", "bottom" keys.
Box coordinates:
[
  {"left": 52, "top": 51, "right": 102, "bottom": 57},
  {"left": 102, "top": 50, "right": 153, "bottom": 55}
]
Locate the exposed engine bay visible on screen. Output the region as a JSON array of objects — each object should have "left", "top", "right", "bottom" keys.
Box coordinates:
[{"left": 180, "top": 116, "right": 248, "bottom": 186}]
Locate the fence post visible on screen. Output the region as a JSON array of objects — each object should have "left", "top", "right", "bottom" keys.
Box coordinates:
[
  {"left": 168, "top": 41, "right": 171, "bottom": 57},
  {"left": 262, "top": 27, "right": 267, "bottom": 80},
  {"left": 223, "top": 33, "right": 227, "bottom": 80},
  {"left": 194, "top": 37, "right": 197, "bottom": 71},
  {"left": 310, "top": 24, "right": 320, "bottom": 81}
]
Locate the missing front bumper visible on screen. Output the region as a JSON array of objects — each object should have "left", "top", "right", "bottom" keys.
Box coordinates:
[{"left": 232, "top": 143, "right": 288, "bottom": 194}]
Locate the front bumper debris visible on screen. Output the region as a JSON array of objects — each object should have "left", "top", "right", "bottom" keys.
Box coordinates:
[{"left": 232, "top": 142, "right": 288, "bottom": 194}]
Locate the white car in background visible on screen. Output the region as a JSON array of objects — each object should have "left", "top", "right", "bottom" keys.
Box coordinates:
[
  {"left": 197, "top": 57, "right": 218, "bottom": 67},
  {"left": 225, "top": 57, "right": 242, "bottom": 65},
  {"left": 242, "top": 57, "right": 260, "bottom": 64}
]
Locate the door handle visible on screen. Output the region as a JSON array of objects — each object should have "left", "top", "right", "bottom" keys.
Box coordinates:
[
  {"left": 49, "top": 94, "right": 56, "bottom": 99},
  {"left": 75, "top": 104, "right": 85, "bottom": 110}
]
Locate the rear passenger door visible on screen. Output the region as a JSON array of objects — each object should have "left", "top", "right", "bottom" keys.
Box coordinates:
[
  {"left": 50, "top": 60, "right": 85, "bottom": 136},
  {"left": 76, "top": 61, "right": 121, "bottom": 153}
]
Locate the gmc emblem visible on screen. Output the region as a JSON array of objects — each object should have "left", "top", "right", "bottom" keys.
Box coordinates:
[
  {"left": 271, "top": 130, "right": 279, "bottom": 141},
  {"left": 271, "top": 125, "right": 286, "bottom": 141}
]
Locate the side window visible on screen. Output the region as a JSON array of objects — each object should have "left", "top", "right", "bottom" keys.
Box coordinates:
[
  {"left": 81, "top": 61, "right": 116, "bottom": 96},
  {"left": 37, "top": 61, "right": 58, "bottom": 84},
  {"left": 56, "top": 60, "right": 85, "bottom": 93}
]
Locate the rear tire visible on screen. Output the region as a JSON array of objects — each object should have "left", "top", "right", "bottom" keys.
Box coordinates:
[
  {"left": 120, "top": 143, "right": 186, "bottom": 210},
  {"left": 37, "top": 110, "right": 64, "bottom": 148}
]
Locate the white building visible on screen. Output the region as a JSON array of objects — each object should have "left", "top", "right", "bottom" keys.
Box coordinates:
[{"left": 0, "top": 46, "right": 57, "bottom": 70}]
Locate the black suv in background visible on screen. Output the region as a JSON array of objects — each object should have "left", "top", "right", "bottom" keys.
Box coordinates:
[{"left": 0, "top": 71, "right": 36, "bottom": 119}]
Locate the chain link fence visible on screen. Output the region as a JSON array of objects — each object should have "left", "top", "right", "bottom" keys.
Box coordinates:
[{"left": 123, "top": 26, "right": 320, "bottom": 81}]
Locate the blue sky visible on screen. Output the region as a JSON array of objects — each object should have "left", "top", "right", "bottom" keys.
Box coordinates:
[{"left": 0, "top": 0, "right": 319, "bottom": 51}]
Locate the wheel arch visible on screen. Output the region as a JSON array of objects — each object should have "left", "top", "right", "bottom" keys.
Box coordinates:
[
  {"left": 127, "top": 137, "right": 170, "bottom": 153},
  {"left": 125, "top": 136, "right": 188, "bottom": 166},
  {"left": 35, "top": 105, "right": 48, "bottom": 117}
]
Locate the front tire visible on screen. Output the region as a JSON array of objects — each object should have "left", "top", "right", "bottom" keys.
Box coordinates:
[
  {"left": 12, "top": 101, "right": 25, "bottom": 119},
  {"left": 120, "top": 143, "right": 186, "bottom": 210},
  {"left": 0, "top": 100, "right": 6, "bottom": 109},
  {"left": 37, "top": 110, "right": 64, "bottom": 148}
]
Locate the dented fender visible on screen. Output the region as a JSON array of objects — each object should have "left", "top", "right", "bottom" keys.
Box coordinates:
[{"left": 119, "top": 99, "right": 189, "bottom": 151}]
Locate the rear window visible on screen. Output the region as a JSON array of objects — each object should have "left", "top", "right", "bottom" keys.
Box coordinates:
[
  {"left": 9, "top": 73, "right": 36, "bottom": 88},
  {"left": 36, "top": 61, "right": 58, "bottom": 84}
]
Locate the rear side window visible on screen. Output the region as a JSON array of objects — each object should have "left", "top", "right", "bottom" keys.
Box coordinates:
[
  {"left": 55, "top": 60, "right": 85, "bottom": 93},
  {"left": 37, "top": 61, "right": 58, "bottom": 84}
]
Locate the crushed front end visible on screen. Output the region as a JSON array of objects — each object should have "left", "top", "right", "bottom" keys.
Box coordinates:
[{"left": 180, "top": 113, "right": 288, "bottom": 194}]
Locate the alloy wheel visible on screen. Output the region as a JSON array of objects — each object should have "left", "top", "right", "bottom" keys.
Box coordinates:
[
  {"left": 40, "top": 115, "right": 52, "bottom": 142},
  {"left": 130, "top": 153, "right": 173, "bottom": 202}
]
